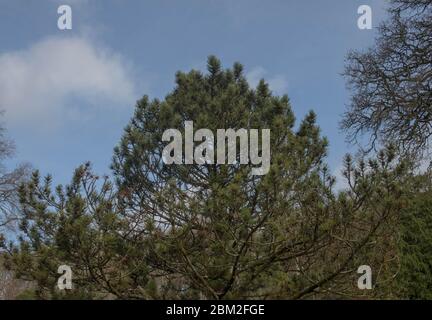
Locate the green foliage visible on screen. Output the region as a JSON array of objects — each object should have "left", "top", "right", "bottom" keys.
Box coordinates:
[
  {"left": 1, "top": 57, "right": 417, "bottom": 300},
  {"left": 111, "top": 56, "right": 337, "bottom": 299},
  {"left": 1, "top": 163, "right": 134, "bottom": 299},
  {"left": 397, "top": 182, "right": 432, "bottom": 299}
]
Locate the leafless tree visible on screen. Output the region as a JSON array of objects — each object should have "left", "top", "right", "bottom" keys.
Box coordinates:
[
  {"left": 0, "top": 113, "right": 31, "bottom": 299},
  {"left": 0, "top": 115, "right": 30, "bottom": 231},
  {"left": 342, "top": 0, "right": 432, "bottom": 158},
  {"left": 0, "top": 260, "right": 32, "bottom": 300}
]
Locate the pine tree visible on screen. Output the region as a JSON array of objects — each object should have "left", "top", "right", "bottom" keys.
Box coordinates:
[
  {"left": 397, "top": 173, "right": 432, "bottom": 299},
  {"left": 110, "top": 57, "right": 409, "bottom": 299},
  {"left": 2, "top": 57, "right": 413, "bottom": 299}
]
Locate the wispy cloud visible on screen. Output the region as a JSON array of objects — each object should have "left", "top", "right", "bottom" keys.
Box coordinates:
[
  {"left": 246, "top": 66, "right": 289, "bottom": 95},
  {"left": 332, "top": 163, "right": 350, "bottom": 192},
  {"left": 0, "top": 36, "right": 136, "bottom": 129}
]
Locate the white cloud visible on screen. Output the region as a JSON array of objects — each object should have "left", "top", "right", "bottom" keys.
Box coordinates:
[
  {"left": 0, "top": 36, "right": 136, "bottom": 128},
  {"left": 246, "top": 66, "right": 288, "bottom": 95},
  {"left": 333, "top": 164, "right": 350, "bottom": 192}
]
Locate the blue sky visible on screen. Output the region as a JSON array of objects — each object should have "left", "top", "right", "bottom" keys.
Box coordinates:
[{"left": 0, "top": 0, "right": 389, "bottom": 187}]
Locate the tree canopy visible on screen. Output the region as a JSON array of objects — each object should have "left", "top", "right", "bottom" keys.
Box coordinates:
[
  {"left": 342, "top": 0, "right": 432, "bottom": 157},
  {"left": 0, "top": 57, "right": 417, "bottom": 299}
]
